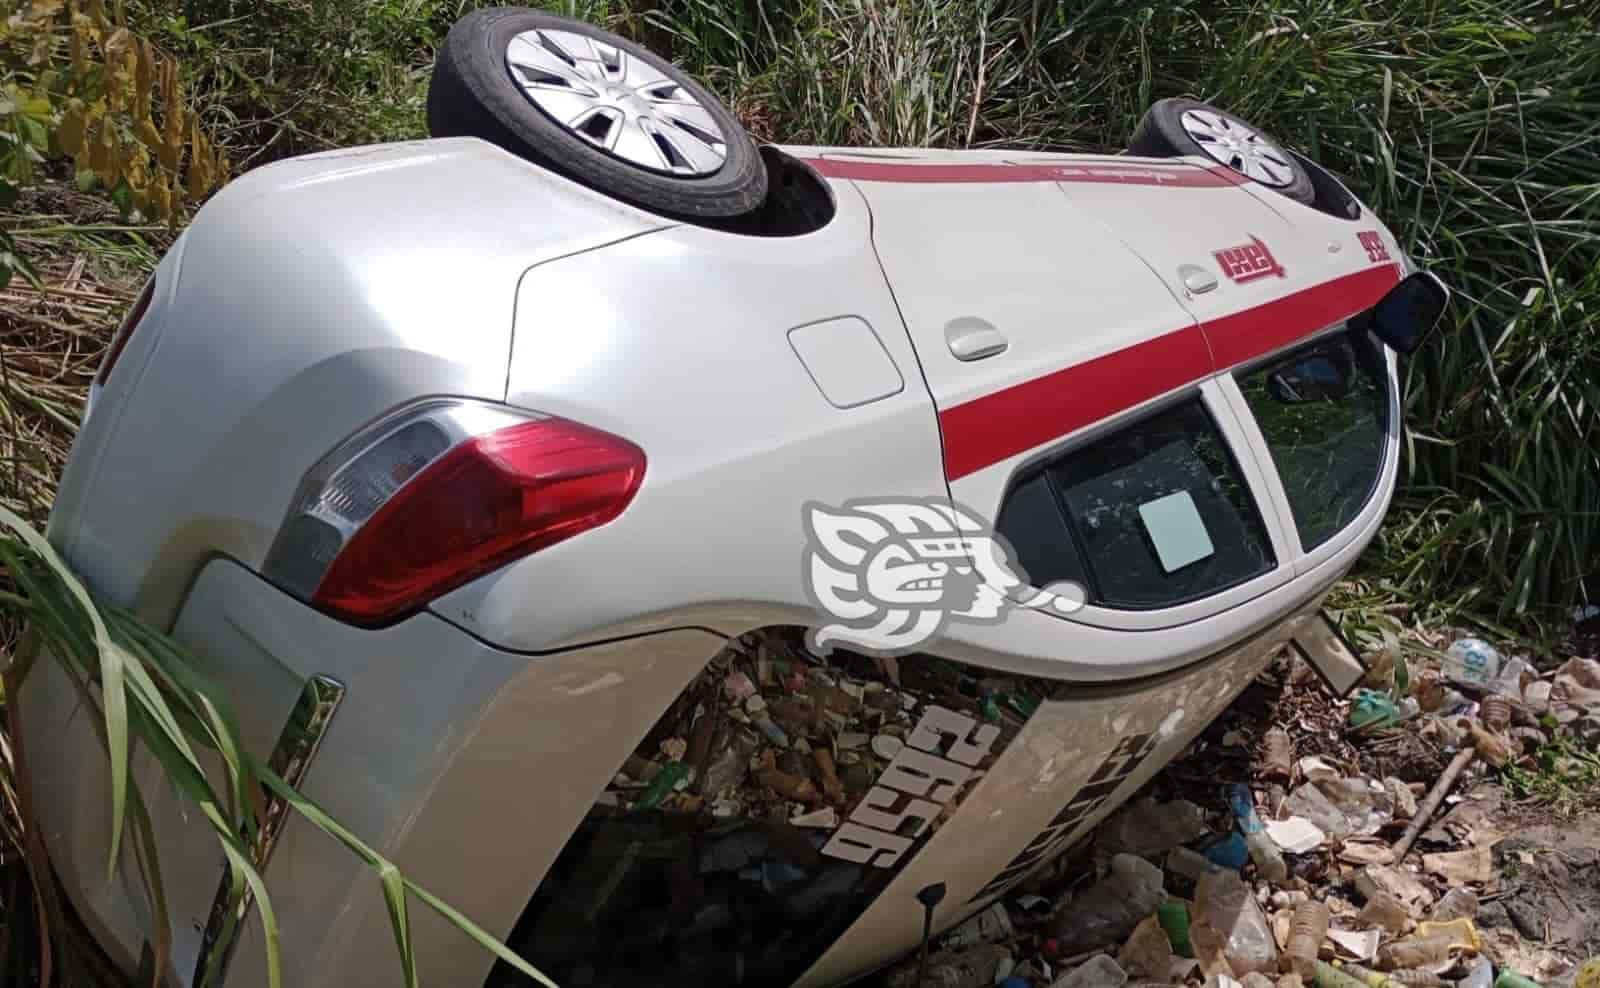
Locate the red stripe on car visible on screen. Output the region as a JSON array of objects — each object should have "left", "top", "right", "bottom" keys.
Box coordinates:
[
  {"left": 939, "top": 263, "right": 1403, "bottom": 481},
  {"left": 803, "top": 157, "right": 1249, "bottom": 188}
]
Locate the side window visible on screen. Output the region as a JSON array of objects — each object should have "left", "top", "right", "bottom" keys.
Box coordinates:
[
  {"left": 996, "top": 398, "right": 1274, "bottom": 609},
  {"left": 1235, "top": 330, "right": 1388, "bottom": 551}
]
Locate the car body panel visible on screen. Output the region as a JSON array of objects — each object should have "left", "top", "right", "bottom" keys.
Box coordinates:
[
  {"left": 23, "top": 133, "right": 1416, "bottom": 988},
  {"left": 47, "top": 137, "right": 668, "bottom": 630},
  {"left": 429, "top": 181, "right": 951, "bottom": 653},
  {"left": 795, "top": 590, "right": 1327, "bottom": 988}
]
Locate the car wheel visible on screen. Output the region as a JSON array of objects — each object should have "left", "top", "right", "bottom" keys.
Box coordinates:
[
  {"left": 427, "top": 8, "right": 767, "bottom": 219},
  {"left": 1129, "top": 98, "right": 1315, "bottom": 205}
]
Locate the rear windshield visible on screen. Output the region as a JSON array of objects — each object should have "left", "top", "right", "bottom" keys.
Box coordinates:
[
  {"left": 996, "top": 398, "right": 1275, "bottom": 609},
  {"left": 1235, "top": 330, "right": 1389, "bottom": 551}
]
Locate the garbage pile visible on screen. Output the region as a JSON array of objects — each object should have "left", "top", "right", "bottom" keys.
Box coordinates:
[
  {"left": 878, "top": 634, "right": 1600, "bottom": 988},
  {"left": 600, "top": 628, "right": 1048, "bottom": 825}
]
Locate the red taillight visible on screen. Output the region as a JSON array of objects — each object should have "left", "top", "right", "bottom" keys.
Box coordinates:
[
  {"left": 97, "top": 276, "right": 156, "bottom": 386},
  {"left": 309, "top": 416, "right": 645, "bottom": 625}
]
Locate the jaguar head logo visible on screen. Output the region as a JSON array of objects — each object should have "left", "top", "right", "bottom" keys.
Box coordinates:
[{"left": 801, "top": 498, "right": 1086, "bottom": 656}]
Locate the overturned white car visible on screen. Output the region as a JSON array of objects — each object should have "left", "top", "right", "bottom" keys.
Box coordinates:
[{"left": 25, "top": 8, "right": 1447, "bottom": 988}]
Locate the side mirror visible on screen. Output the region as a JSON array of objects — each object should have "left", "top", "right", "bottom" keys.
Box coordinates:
[{"left": 1369, "top": 270, "right": 1450, "bottom": 354}]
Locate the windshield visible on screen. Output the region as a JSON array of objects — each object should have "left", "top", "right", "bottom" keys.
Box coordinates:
[{"left": 1235, "top": 330, "right": 1390, "bottom": 551}]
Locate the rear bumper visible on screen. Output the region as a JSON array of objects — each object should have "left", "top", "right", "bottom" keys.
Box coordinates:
[{"left": 25, "top": 557, "right": 728, "bottom": 988}]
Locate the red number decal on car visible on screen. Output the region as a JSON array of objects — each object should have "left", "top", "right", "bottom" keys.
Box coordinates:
[
  {"left": 1357, "top": 230, "right": 1392, "bottom": 263},
  {"left": 1213, "top": 235, "right": 1286, "bottom": 283}
]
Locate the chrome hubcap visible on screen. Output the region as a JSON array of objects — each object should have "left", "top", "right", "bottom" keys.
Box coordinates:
[
  {"left": 1180, "top": 109, "right": 1294, "bottom": 187},
  {"left": 505, "top": 28, "right": 727, "bottom": 176}
]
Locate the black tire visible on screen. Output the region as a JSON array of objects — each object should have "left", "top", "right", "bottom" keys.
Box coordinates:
[
  {"left": 427, "top": 8, "right": 766, "bottom": 219},
  {"left": 1129, "top": 98, "right": 1315, "bottom": 205}
]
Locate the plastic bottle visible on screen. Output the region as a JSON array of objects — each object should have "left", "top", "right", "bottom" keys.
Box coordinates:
[
  {"left": 1427, "top": 887, "right": 1479, "bottom": 923},
  {"left": 1157, "top": 900, "right": 1193, "bottom": 958},
  {"left": 1051, "top": 954, "right": 1127, "bottom": 988},
  {"left": 1226, "top": 784, "right": 1288, "bottom": 884},
  {"left": 1375, "top": 933, "right": 1453, "bottom": 969},
  {"left": 1203, "top": 832, "right": 1250, "bottom": 870},
  {"left": 944, "top": 902, "right": 1015, "bottom": 948},
  {"left": 1480, "top": 692, "right": 1513, "bottom": 731},
  {"left": 1051, "top": 854, "right": 1164, "bottom": 954},
  {"left": 1337, "top": 963, "right": 1447, "bottom": 987},
  {"left": 1312, "top": 960, "right": 1367, "bottom": 988},
  {"left": 1262, "top": 727, "right": 1294, "bottom": 781},
  {"left": 1193, "top": 868, "right": 1278, "bottom": 975},
  {"left": 1459, "top": 956, "right": 1494, "bottom": 988},
  {"left": 1443, "top": 637, "right": 1502, "bottom": 686},
  {"left": 1493, "top": 973, "right": 1547, "bottom": 988},
  {"left": 1282, "top": 899, "right": 1330, "bottom": 978},
  {"left": 1169, "top": 845, "right": 1225, "bottom": 880}
]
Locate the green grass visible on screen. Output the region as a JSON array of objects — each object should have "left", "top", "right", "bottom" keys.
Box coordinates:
[{"left": 1504, "top": 725, "right": 1600, "bottom": 815}]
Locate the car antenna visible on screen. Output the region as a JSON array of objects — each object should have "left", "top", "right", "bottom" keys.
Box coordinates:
[{"left": 915, "top": 881, "right": 947, "bottom": 988}]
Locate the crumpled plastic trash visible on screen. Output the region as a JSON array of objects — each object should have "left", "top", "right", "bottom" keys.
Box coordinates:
[
  {"left": 1552, "top": 657, "right": 1600, "bottom": 723},
  {"left": 1192, "top": 869, "right": 1278, "bottom": 975},
  {"left": 885, "top": 943, "right": 1011, "bottom": 988},
  {"left": 1282, "top": 777, "right": 1392, "bottom": 839},
  {"left": 1096, "top": 796, "right": 1209, "bottom": 857},
  {"left": 1116, "top": 913, "right": 1174, "bottom": 979},
  {"left": 1052, "top": 953, "right": 1127, "bottom": 988},
  {"left": 1052, "top": 853, "right": 1165, "bottom": 955}
]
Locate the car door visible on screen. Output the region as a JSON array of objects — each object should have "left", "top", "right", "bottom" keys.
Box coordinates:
[{"left": 839, "top": 157, "right": 1300, "bottom": 631}]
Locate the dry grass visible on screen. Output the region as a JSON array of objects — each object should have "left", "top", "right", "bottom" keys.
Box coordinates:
[{"left": 0, "top": 184, "right": 165, "bottom": 526}]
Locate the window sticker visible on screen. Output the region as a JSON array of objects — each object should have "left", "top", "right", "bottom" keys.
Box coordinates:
[{"left": 1137, "top": 490, "right": 1215, "bottom": 573}]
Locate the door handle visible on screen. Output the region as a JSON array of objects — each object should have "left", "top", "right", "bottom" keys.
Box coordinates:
[{"left": 944, "top": 316, "right": 1008, "bottom": 361}]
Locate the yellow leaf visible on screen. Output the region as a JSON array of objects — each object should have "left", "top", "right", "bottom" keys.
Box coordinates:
[
  {"left": 103, "top": 24, "right": 128, "bottom": 56},
  {"left": 134, "top": 36, "right": 154, "bottom": 115},
  {"left": 87, "top": 119, "right": 109, "bottom": 174},
  {"left": 57, "top": 97, "right": 87, "bottom": 158},
  {"left": 151, "top": 172, "right": 171, "bottom": 219},
  {"left": 86, "top": 0, "right": 108, "bottom": 32},
  {"left": 137, "top": 115, "right": 162, "bottom": 156},
  {"left": 70, "top": 15, "right": 89, "bottom": 79},
  {"left": 29, "top": 0, "right": 66, "bottom": 19}
]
